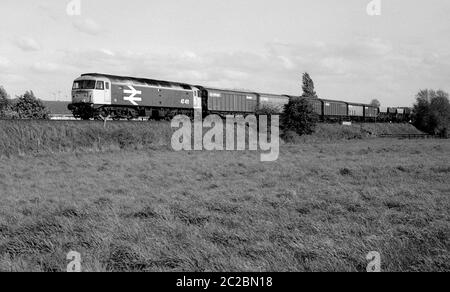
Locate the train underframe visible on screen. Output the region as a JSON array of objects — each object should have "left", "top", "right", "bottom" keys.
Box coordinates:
[
  {"left": 68, "top": 103, "right": 197, "bottom": 121},
  {"left": 69, "top": 103, "right": 260, "bottom": 121},
  {"left": 318, "top": 115, "right": 378, "bottom": 123}
]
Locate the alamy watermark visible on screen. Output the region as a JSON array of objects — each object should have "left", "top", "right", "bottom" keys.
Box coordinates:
[
  {"left": 67, "top": 251, "right": 82, "bottom": 272},
  {"left": 366, "top": 251, "right": 381, "bottom": 272},
  {"left": 66, "top": 0, "right": 82, "bottom": 16},
  {"left": 171, "top": 110, "right": 280, "bottom": 162},
  {"left": 367, "top": 0, "right": 382, "bottom": 16},
  {"left": 65, "top": 250, "right": 380, "bottom": 272}
]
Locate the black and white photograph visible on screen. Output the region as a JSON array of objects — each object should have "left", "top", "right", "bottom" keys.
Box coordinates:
[{"left": 0, "top": 0, "right": 449, "bottom": 277}]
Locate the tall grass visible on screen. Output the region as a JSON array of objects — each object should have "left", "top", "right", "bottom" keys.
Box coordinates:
[
  {"left": 0, "top": 120, "right": 173, "bottom": 156},
  {"left": 284, "top": 123, "right": 424, "bottom": 143},
  {"left": 0, "top": 120, "right": 425, "bottom": 156}
]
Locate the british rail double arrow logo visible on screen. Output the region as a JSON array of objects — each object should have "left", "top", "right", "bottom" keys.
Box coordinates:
[{"left": 123, "top": 85, "right": 142, "bottom": 105}]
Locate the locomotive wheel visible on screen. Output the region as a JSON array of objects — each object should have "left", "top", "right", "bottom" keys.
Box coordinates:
[
  {"left": 94, "top": 108, "right": 110, "bottom": 121},
  {"left": 151, "top": 109, "right": 161, "bottom": 121}
]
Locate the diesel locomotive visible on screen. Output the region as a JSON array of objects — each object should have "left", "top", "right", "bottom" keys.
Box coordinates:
[{"left": 68, "top": 73, "right": 412, "bottom": 122}]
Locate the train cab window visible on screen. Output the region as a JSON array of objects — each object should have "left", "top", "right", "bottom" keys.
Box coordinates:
[
  {"left": 73, "top": 80, "right": 95, "bottom": 90},
  {"left": 96, "top": 81, "right": 104, "bottom": 90},
  {"left": 105, "top": 82, "right": 110, "bottom": 90}
]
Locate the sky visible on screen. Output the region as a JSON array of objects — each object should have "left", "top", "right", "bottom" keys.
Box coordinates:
[{"left": 0, "top": 0, "right": 449, "bottom": 106}]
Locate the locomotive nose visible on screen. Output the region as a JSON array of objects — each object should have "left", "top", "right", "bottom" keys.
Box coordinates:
[{"left": 72, "top": 90, "right": 92, "bottom": 103}]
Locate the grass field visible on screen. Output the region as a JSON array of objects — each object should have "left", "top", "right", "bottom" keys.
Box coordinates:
[{"left": 0, "top": 137, "right": 448, "bottom": 272}]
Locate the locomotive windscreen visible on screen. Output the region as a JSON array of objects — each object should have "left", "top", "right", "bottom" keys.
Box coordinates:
[{"left": 73, "top": 80, "right": 96, "bottom": 90}]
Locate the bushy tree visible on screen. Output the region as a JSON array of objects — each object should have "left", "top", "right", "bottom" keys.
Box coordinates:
[
  {"left": 301, "top": 72, "right": 318, "bottom": 99},
  {"left": 281, "top": 96, "right": 318, "bottom": 136},
  {"left": 413, "top": 89, "right": 434, "bottom": 130},
  {"left": 370, "top": 99, "right": 381, "bottom": 108},
  {"left": 413, "top": 89, "right": 450, "bottom": 136},
  {"left": 0, "top": 86, "right": 10, "bottom": 116},
  {"left": 14, "top": 91, "right": 50, "bottom": 119}
]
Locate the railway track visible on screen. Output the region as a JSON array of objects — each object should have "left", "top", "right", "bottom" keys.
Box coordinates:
[{"left": 380, "top": 134, "right": 449, "bottom": 139}]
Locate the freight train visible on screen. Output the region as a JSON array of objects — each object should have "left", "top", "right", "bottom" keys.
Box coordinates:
[{"left": 68, "top": 73, "right": 412, "bottom": 122}]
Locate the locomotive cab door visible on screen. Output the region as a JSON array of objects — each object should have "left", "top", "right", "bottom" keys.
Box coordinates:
[
  {"left": 93, "top": 79, "right": 112, "bottom": 105},
  {"left": 193, "top": 87, "right": 202, "bottom": 110},
  {"left": 104, "top": 81, "right": 111, "bottom": 104}
]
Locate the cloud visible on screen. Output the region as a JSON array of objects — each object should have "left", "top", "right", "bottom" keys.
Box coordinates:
[
  {"left": 0, "top": 73, "right": 26, "bottom": 84},
  {"left": 100, "top": 49, "right": 115, "bottom": 57},
  {"left": 365, "top": 38, "right": 393, "bottom": 56},
  {"left": 73, "top": 19, "right": 103, "bottom": 36},
  {"left": 31, "top": 62, "right": 62, "bottom": 73},
  {"left": 14, "top": 37, "right": 41, "bottom": 51},
  {"left": 319, "top": 57, "right": 350, "bottom": 75},
  {"left": 180, "top": 51, "right": 198, "bottom": 60},
  {"left": 278, "top": 56, "right": 295, "bottom": 70},
  {"left": 0, "top": 56, "right": 10, "bottom": 68}
]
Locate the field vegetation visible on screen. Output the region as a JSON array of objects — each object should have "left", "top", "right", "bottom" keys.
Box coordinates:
[
  {"left": 0, "top": 120, "right": 173, "bottom": 156},
  {"left": 0, "top": 120, "right": 448, "bottom": 272},
  {"left": 0, "top": 120, "right": 423, "bottom": 156}
]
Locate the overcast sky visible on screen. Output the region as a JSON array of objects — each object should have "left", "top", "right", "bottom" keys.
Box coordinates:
[{"left": 0, "top": 0, "right": 449, "bottom": 106}]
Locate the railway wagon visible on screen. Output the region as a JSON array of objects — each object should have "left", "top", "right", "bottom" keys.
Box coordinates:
[
  {"left": 347, "top": 103, "right": 364, "bottom": 118},
  {"left": 305, "top": 97, "right": 323, "bottom": 116},
  {"left": 388, "top": 107, "right": 398, "bottom": 115},
  {"left": 203, "top": 88, "right": 258, "bottom": 114},
  {"left": 395, "top": 107, "right": 411, "bottom": 122},
  {"left": 322, "top": 99, "right": 348, "bottom": 118},
  {"left": 258, "top": 93, "right": 289, "bottom": 114},
  {"left": 284, "top": 96, "right": 323, "bottom": 116},
  {"left": 364, "top": 106, "right": 378, "bottom": 119},
  {"left": 70, "top": 73, "right": 201, "bottom": 120}
]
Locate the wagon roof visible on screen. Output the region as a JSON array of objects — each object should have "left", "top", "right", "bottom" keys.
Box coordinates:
[
  {"left": 258, "top": 93, "right": 287, "bottom": 97},
  {"left": 282, "top": 95, "right": 345, "bottom": 103},
  {"left": 283, "top": 95, "right": 324, "bottom": 101},
  {"left": 284, "top": 96, "right": 379, "bottom": 108},
  {"left": 202, "top": 87, "right": 259, "bottom": 95},
  {"left": 319, "top": 98, "right": 349, "bottom": 104},
  {"left": 346, "top": 101, "right": 378, "bottom": 108}
]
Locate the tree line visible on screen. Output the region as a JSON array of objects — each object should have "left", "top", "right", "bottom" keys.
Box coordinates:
[
  {"left": 281, "top": 73, "right": 450, "bottom": 137},
  {"left": 413, "top": 89, "right": 450, "bottom": 136},
  {"left": 0, "top": 87, "right": 49, "bottom": 119}
]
